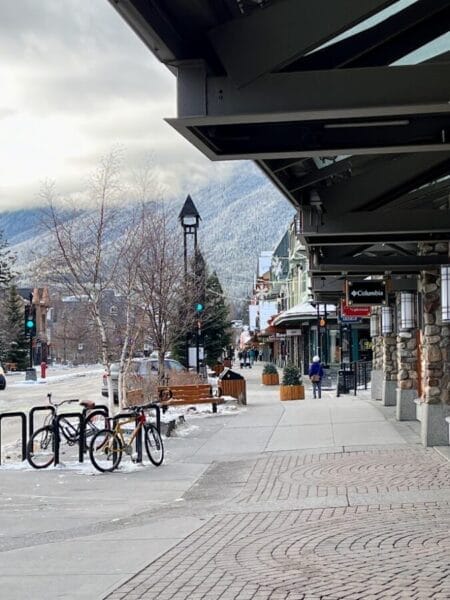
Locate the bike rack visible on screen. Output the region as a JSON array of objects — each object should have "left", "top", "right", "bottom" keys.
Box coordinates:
[
  {"left": 81, "top": 407, "right": 109, "bottom": 454},
  {"left": 54, "top": 413, "right": 84, "bottom": 466},
  {"left": 148, "top": 403, "right": 161, "bottom": 435},
  {"left": 0, "top": 412, "right": 27, "bottom": 465},
  {"left": 29, "top": 405, "right": 56, "bottom": 438}
]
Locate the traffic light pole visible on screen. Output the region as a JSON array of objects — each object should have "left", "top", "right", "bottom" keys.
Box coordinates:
[
  {"left": 29, "top": 334, "right": 33, "bottom": 369},
  {"left": 196, "top": 319, "right": 201, "bottom": 374}
]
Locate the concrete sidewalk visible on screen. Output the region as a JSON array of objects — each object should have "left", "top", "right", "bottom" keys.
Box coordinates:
[{"left": 1, "top": 363, "right": 449, "bottom": 599}]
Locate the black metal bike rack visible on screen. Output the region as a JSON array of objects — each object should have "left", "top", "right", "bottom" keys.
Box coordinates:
[
  {"left": 0, "top": 412, "right": 27, "bottom": 465},
  {"left": 29, "top": 405, "right": 56, "bottom": 438},
  {"left": 81, "top": 405, "right": 109, "bottom": 451},
  {"left": 54, "top": 413, "right": 84, "bottom": 466},
  {"left": 148, "top": 403, "right": 161, "bottom": 435}
]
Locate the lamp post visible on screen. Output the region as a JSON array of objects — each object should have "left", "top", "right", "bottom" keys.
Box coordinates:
[{"left": 179, "top": 195, "right": 201, "bottom": 370}]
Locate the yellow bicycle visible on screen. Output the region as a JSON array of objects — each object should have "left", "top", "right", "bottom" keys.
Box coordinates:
[{"left": 88, "top": 403, "right": 163, "bottom": 472}]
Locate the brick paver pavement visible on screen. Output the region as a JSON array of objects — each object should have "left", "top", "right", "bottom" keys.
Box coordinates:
[{"left": 105, "top": 447, "right": 450, "bottom": 599}]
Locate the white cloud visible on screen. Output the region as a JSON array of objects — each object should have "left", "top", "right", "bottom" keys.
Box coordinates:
[{"left": 0, "top": 0, "right": 231, "bottom": 209}]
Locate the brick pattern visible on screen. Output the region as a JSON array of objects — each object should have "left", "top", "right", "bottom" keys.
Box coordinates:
[
  {"left": 105, "top": 504, "right": 450, "bottom": 600},
  {"left": 104, "top": 448, "right": 450, "bottom": 600},
  {"left": 235, "top": 449, "right": 450, "bottom": 504}
]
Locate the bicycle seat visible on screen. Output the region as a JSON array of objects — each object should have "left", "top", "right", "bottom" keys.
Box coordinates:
[{"left": 79, "top": 401, "right": 96, "bottom": 409}]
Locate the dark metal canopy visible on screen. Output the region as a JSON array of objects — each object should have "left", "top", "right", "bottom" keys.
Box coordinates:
[{"left": 110, "top": 0, "right": 450, "bottom": 300}]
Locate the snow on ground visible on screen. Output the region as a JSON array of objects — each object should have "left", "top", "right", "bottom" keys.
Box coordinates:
[
  {"left": 8, "top": 367, "right": 104, "bottom": 387},
  {"left": 0, "top": 398, "right": 246, "bottom": 471}
]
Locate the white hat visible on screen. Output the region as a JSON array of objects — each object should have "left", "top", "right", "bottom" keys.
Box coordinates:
[{"left": 312, "top": 355, "right": 320, "bottom": 362}]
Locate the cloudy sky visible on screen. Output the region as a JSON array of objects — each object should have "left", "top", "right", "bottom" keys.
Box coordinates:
[
  {"left": 1, "top": 0, "right": 448, "bottom": 211},
  {"left": 0, "top": 0, "right": 235, "bottom": 210}
]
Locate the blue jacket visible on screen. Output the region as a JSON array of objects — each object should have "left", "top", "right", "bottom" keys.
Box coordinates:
[{"left": 308, "top": 362, "right": 324, "bottom": 378}]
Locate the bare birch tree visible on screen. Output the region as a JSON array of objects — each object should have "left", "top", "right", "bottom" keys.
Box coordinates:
[
  {"left": 38, "top": 150, "right": 130, "bottom": 413},
  {"left": 135, "top": 203, "right": 186, "bottom": 384}
]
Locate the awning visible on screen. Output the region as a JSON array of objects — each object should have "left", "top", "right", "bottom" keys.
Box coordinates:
[{"left": 273, "top": 302, "right": 336, "bottom": 326}]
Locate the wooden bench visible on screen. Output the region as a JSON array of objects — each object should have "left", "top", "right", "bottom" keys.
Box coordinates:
[
  {"left": 125, "top": 388, "right": 145, "bottom": 406},
  {"left": 4, "top": 362, "right": 17, "bottom": 372},
  {"left": 158, "top": 384, "right": 224, "bottom": 413}
]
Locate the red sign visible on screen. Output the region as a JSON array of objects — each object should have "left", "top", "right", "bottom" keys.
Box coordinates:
[{"left": 341, "top": 301, "right": 371, "bottom": 317}]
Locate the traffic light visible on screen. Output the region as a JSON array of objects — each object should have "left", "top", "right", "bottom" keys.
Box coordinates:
[
  {"left": 195, "top": 302, "right": 204, "bottom": 313},
  {"left": 24, "top": 305, "right": 37, "bottom": 336}
]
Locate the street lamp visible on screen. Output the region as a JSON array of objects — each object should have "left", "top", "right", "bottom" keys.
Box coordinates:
[
  {"left": 179, "top": 195, "right": 202, "bottom": 370},
  {"left": 179, "top": 195, "right": 201, "bottom": 277}
]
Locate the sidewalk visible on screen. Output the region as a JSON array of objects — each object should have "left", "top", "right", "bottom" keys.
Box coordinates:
[{"left": 1, "top": 363, "right": 449, "bottom": 599}]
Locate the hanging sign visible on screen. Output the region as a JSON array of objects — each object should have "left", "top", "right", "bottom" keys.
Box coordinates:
[
  {"left": 347, "top": 281, "right": 386, "bottom": 306},
  {"left": 338, "top": 316, "right": 361, "bottom": 323},
  {"left": 341, "top": 300, "right": 371, "bottom": 317},
  {"left": 286, "top": 329, "right": 302, "bottom": 336}
]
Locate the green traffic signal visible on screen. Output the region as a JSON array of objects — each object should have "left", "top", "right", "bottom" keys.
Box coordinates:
[
  {"left": 195, "top": 302, "right": 204, "bottom": 312},
  {"left": 24, "top": 305, "right": 37, "bottom": 336}
]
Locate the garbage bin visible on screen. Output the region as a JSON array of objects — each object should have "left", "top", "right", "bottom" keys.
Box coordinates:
[
  {"left": 218, "top": 368, "right": 246, "bottom": 405},
  {"left": 337, "top": 369, "right": 355, "bottom": 396}
]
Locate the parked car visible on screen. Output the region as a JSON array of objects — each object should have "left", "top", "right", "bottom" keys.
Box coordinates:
[
  {"left": 0, "top": 364, "right": 6, "bottom": 390},
  {"left": 101, "top": 358, "right": 184, "bottom": 404}
]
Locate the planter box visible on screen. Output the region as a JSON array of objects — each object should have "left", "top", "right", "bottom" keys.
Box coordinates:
[
  {"left": 262, "top": 373, "right": 279, "bottom": 386},
  {"left": 280, "top": 384, "right": 304, "bottom": 401}
]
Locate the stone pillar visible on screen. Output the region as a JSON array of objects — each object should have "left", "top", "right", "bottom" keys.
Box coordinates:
[
  {"left": 396, "top": 327, "right": 418, "bottom": 421},
  {"left": 371, "top": 333, "right": 383, "bottom": 401},
  {"left": 382, "top": 334, "right": 397, "bottom": 406},
  {"left": 419, "top": 242, "right": 450, "bottom": 446}
]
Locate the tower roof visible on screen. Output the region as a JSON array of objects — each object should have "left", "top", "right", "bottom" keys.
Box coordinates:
[{"left": 178, "top": 195, "right": 201, "bottom": 221}]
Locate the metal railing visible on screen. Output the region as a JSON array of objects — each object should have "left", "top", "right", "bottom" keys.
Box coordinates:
[
  {"left": 0, "top": 412, "right": 27, "bottom": 464},
  {"left": 337, "top": 361, "right": 372, "bottom": 396}
]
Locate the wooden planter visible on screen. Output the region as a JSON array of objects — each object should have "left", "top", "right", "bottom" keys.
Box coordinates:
[
  {"left": 262, "top": 373, "right": 279, "bottom": 386},
  {"left": 280, "top": 384, "right": 305, "bottom": 401}
]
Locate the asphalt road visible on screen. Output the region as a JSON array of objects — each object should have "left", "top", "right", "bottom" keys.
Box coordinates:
[{"left": 0, "top": 365, "right": 104, "bottom": 448}]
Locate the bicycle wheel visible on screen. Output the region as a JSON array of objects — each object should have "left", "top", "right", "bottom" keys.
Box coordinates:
[
  {"left": 84, "top": 412, "right": 108, "bottom": 449},
  {"left": 89, "top": 429, "right": 122, "bottom": 473},
  {"left": 144, "top": 424, "right": 164, "bottom": 466},
  {"left": 59, "top": 417, "right": 79, "bottom": 445},
  {"left": 27, "top": 426, "right": 55, "bottom": 469}
]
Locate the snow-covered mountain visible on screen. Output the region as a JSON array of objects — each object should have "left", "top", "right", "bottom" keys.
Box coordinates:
[{"left": 1, "top": 163, "right": 295, "bottom": 300}]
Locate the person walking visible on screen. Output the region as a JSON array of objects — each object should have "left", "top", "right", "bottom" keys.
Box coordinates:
[
  {"left": 249, "top": 347, "right": 256, "bottom": 366},
  {"left": 308, "top": 355, "right": 324, "bottom": 399}
]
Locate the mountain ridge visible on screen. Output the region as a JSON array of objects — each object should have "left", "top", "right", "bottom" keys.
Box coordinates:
[{"left": 1, "top": 163, "right": 295, "bottom": 299}]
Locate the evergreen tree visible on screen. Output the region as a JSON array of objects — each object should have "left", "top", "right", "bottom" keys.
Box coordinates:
[
  {"left": 3, "top": 284, "right": 29, "bottom": 370},
  {"left": 0, "top": 231, "right": 16, "bottom": 288},
  {"left": 203, "top": 271, "right": 231, "bottom": 366}
]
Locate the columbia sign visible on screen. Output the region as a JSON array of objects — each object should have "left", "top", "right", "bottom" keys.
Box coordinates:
[{"left": 347, "top": 281, "right": 386, "bottom": 306}]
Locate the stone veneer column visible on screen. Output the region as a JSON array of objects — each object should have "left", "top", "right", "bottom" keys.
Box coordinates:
[
  {"left": 396, "top": 325, "right": 418, "bottom": 421},
  {"left": 371, "top": 327, "right": 383, "bottom": 401},
  {"left": 382, "top": 334, "right": 398, "bottom": 406},
  {"left": 419, "top": 242, "right": 450, "bottom": 446}
]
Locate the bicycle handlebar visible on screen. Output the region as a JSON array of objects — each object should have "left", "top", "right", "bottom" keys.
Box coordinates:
[{"left": 47, "top": 396, "right": 80, "bottom": 408}]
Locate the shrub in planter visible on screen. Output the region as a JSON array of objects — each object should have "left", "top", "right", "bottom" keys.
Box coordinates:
[
  {"left": 280, "top": 364, "right": 304, "bottom": 400},
  {"left": 262, "top": 363, "right": 279, "bottom": 385}
]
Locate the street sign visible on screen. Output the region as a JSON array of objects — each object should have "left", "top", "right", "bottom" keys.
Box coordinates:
[
  {"left": 347, "top": 281, "right": 386, "bottom": 306},
  {"left": 339, "top": 316, "right": 361, "bottom": 323},
  {"left": 341, "top": 301, "right": 371, "bottom": 317}
]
